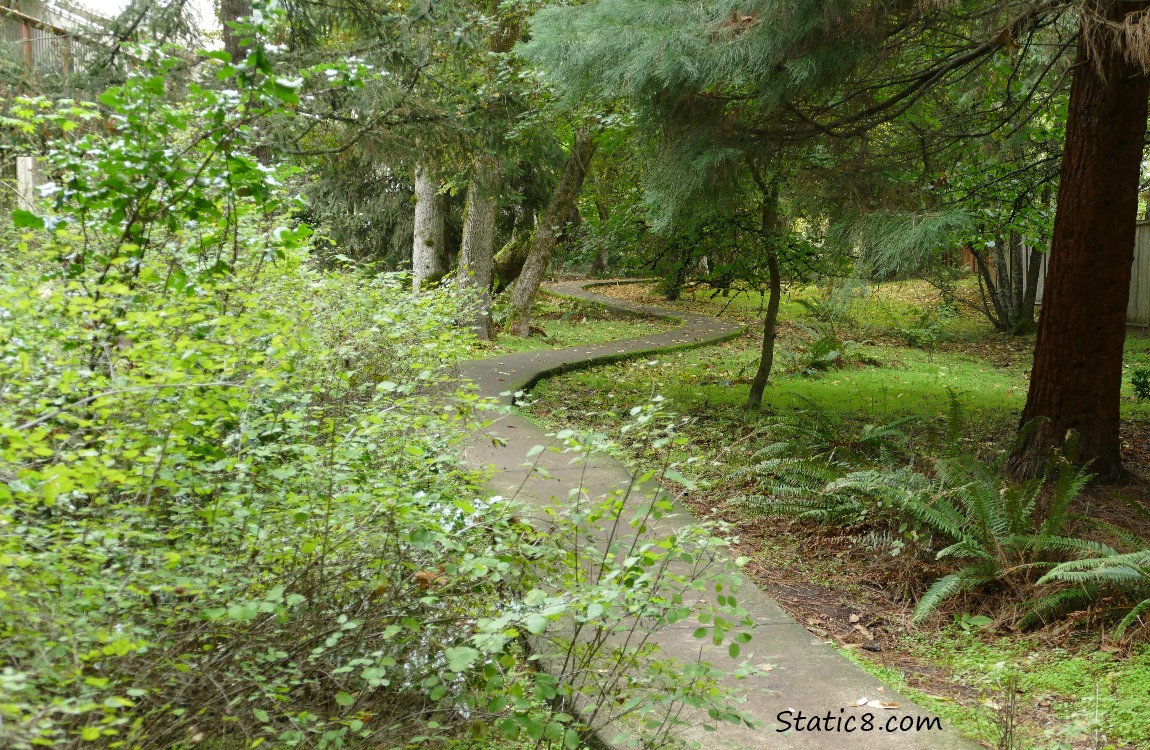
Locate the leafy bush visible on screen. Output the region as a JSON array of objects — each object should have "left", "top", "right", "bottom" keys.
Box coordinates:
[
  {"left": 1131, "top": 366, "right": 1150, "bottom": 400},
  {"left": 0, "top": 42, "right": 756, "bottom": 750},
  {"left": 894, "top": 308, "right": 947, "bottom": 353}
]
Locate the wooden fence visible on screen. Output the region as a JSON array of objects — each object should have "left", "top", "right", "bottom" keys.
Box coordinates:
[
  {"left": 1, "top": 0, "right": 108, "bottom": 82},
  {"left": 1033, "top": 221, "right": 1150, "bottom": 327}
]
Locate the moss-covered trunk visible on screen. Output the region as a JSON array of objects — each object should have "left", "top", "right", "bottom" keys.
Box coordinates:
[{"left": 508, "top": 129, "right": 596, "bottom": 336}]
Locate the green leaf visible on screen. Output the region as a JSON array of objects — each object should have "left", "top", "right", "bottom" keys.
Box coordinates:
[
  {"left": 12, "top": 210, "right": 43, "bottom": 229},
  {"left": 524, "top": 613, "right": 549, "bottom": 634},
  {"left": 523, "top": 717, "right": 545, "bottom": 741},
  {"left": 444, "top": 646, "right": 480, "bottom": 672},
  {"left": 270, "top": 78, "right": 302, "bottom": 105},
  {"left": 335, "top": 692, "right": 355, "bottom": 707},
  {"left": 81, "top": 727, "right": 101, "bottom": 741},
  {"left": 664, "top": 468, "right": 697, "bottom": 491}
]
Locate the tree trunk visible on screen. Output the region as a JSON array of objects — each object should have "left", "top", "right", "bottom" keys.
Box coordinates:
[
  {"left": 591, "top": 201, "right": 609, "bottom": 275},
  {"left": 220, "top": 0, "right": 252, "bottom": 63},
  {"left": 458, "top": 156, "right": 499, "bottom": 340},
  {"left": 494, "top": 230, "right": 532, "bottom": 293},
  {"left": 746, "top": 178, "right": 782, "bottom": 410},
  {"left": 1007, "top": 1, "right": 1150, "bottom": 480},
  {"left": 508, "top": 129, "right": 597, "bottom": 336},
  {"left": 412, "top": 164, "right": 446, "bottom": 291},
  {"left": 1017, "top": 244, "right": 1042, "bottom": 335}
]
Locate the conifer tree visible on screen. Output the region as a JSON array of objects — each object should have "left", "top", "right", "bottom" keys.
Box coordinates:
[{"left": 526, "top": 0, "right": 1150, "bottom": 473}]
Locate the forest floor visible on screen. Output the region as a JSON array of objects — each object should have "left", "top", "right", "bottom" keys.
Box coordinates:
[{"left": 519, "top": 277, "right": 1150, "bottom": 750}]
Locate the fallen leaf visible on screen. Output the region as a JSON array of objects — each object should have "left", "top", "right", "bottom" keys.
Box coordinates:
[{"left": 849, "top": 614, "right": 861, "bottom": 624}]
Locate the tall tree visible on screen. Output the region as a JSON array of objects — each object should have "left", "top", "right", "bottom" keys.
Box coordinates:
[
  {"left": 458, "top": 156, "right": 500, "bottom": 338},
  {"left": 1008, "top": 0, "right": 1150, "bottom": 479},
  {"left": 508, "top": 127, "right": 597, "bottom": 336},
  {"left": 412, "top": 164, "right": 446, "bottom": 290},
  {"left": 220, "top": 0, "right": 252, "bottom": 63}
]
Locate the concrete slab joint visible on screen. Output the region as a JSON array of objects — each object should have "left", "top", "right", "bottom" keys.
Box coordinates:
[{"left": 456, "top": 279, "right": 978, "bottom": 749}]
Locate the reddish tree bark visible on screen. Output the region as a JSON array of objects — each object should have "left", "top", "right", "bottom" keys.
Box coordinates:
[{"left": 1007, "top": 0, "right": 1150, "bottom": 480}]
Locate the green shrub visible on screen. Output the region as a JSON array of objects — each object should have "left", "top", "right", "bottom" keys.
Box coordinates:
[
  {"left": 0, "top": 43, "right": 756, "bottom": 749},
  {"left": 1131, "top": 366, "right": 1150, "bottom": 400}
]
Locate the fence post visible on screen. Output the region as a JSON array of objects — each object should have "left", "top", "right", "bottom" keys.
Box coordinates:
[
  {"left": 16, "top": 156, "right": 38, "bottom": 212},
  {"left": 21, "top": 20, "right": 33, "bottom": 76}
]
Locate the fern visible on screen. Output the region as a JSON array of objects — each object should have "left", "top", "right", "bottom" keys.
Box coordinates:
[
  {"left": 1038, "top": 551, "right": 1150, "bottom": 586},
  {"left": 1019, "top": 587, "right": 1098, "bottom": 629},
  {"left": 1083, "top": 518, "right": 1149, "bottom": 552},
  {"left": 914, "top": 568, "right": 993, "bottom": 622},
  {"left": 736, "top": 396, "right": 1122, "bottom": 628},
  {"left": 1039, "top": 550, "right": 1150, "bottom": 635},
  {"left": 1117, "top": 598, "right": 1150, "bottom": 637}
]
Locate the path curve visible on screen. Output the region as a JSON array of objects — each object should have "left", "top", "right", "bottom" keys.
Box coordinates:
[
  {"left": 457, "top": 279, "right": 977, "bottom": 750},
  {"left": 459, "top": 278, "right": 744, "bottom": 402}
]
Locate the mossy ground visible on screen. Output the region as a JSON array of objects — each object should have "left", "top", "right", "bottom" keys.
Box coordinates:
[{"left": 520, "top": 278, "right": 1150, "bottom": 750}]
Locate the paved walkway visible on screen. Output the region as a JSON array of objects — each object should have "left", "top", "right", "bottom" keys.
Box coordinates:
[{"left": 457, "top": 280, "right": 979, "bottom": 749}]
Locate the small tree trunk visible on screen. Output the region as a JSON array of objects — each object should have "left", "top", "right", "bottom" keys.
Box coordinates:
[
  {"left": 458, "top": 156, "right": 499, "bottom": 340},
  {"left": 746, "top": 176, "right": 782, "bottom": 410},
  {"left": 1016, "top": 244, "right": 1042, "bottom": 335},
  {"left": 508, "top": 129, "right": 597, "bottom": 336},
  {"left": 591, "top": 201, "right": 609, "bottom": 274},
  {"left": 662, "top": 254, "right": 689, "bottom": 301},
  {"left": 412, "top": 164, "right": 446, "bottom": 291},
  {"left": 1009, "top": 231, "right": 1024, "bottom": 325},
  {"left": 1007, "top": 0, "right": 1150, "bottom": 480}
]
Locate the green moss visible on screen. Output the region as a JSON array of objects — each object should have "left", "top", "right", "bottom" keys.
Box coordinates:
[
  {"left": 900, "top": 631, "right": 1150, "bottom": 748},
  {"left": 836, "top": 646, "right": 1001, "bottom": 746}
]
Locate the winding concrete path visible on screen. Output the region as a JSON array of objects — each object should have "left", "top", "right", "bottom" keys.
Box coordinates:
[{"left": 457, "top": 280, "right": 979, "bottom": 750}]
